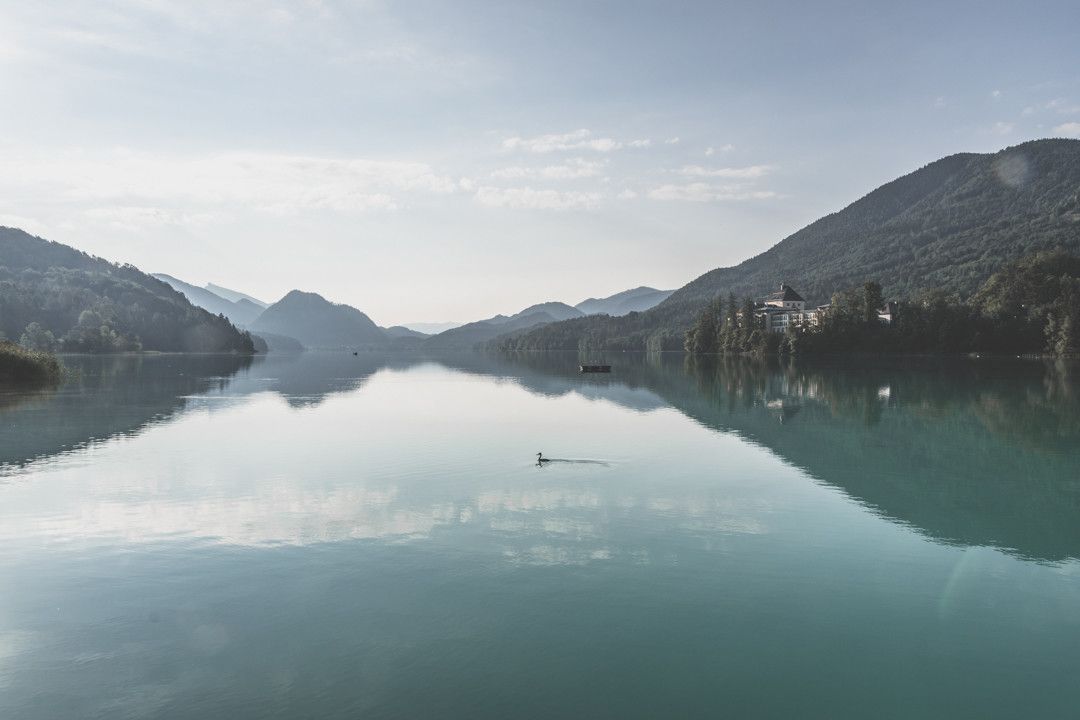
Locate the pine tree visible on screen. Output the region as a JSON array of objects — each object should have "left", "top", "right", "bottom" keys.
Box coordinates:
[
  {"left": 740, "top": 297, "right": 756, "bottom": 351},
  {"left": 863, "top": 281, "right": 884, "bottom": 324},
  {"left": 711, "top": 295, "right": 725, "bottom": 353}
]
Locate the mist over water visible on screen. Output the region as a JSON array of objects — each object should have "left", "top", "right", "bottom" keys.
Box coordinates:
[{"left": 1, "top": 352, "right": 1079, "bottom": 718}]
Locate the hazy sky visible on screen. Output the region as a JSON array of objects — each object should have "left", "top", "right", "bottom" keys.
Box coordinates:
[{"left": 2, "top": 1, "right": 1079, "bottom": 325}]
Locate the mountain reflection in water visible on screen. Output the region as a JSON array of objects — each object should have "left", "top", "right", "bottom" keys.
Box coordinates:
[{"left": 2, "top": 351, "right": 1078, "bottom": 563}]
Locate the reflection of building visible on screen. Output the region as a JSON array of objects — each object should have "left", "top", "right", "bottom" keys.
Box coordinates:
[{"left": 878, "top": 301, "right": 898, "bottom": 325}]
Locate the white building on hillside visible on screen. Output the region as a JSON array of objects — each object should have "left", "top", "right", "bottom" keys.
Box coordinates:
[
  {"left": 753, "top": 284, "right": 897, "bottom": 333},
  {"left": 755, "top": 284, "right": 822, "bottom": 333}
]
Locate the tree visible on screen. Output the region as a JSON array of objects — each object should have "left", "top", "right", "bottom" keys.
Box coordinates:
[
  {"left": 1048, "top": 279, "right": 1080, "bottom": 356},
  {"left": 693, "top": 299, "right": 719, "bottom": 354},
  {"left": 710, "top": 295, "right": 725, "bottom": 352},
  {"left": 719, "top": 292, "right": 739, "bottom": 352},
  {"left": 863, "top": 281, "right": 884, "bottom": 324},
  {"left": 781, "top": 322, "right": 799, "bottom": 355},
  {"left": 683, "top": 326, "right": 697, "bottom": 353},
  {"left": 19, "top": 322, "right": 56, "bottom": 352},
  {"left": 740, "top": 297, "right": 756, "bottom": 350}
]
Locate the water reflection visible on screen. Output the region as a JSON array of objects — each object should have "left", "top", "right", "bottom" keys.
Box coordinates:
[
  {"left": 0, "top": 354, "right": 253, "bottom": 471},
  {"left": 4, "top": 351, "right": 1080, "bottom": 720},
  {"left": 673, "top": 356, "right": 1080, "bottom": 561},
  {"left": 2, "top": 351, "right": 1079, "bottom": 564}
]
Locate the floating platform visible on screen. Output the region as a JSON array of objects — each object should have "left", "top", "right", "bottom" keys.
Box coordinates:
[{"left": 580, "top": 365, "right": 612, "bottom": 373}]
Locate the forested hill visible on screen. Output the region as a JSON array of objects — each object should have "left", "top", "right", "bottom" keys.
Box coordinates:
[
  {"left": 502, "top": 138, "right": 1080, "bottom": 351},
  {"left": 0, "top": 227, "right": 255, "bottom": 353},
  {"left": 249, "top": 290, "right": 387, "bottom": 348}
]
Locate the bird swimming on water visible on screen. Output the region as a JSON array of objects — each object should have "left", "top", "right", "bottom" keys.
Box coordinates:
[{"left": 536, "top": 452, "right": 551, "bottom": 464}]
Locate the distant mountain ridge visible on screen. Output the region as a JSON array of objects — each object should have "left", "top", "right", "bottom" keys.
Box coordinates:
[
  {"left": 205, "top": 283, "right": 268, "bottom": 308},
  {"left": 152, "top": 273, "right": 264, "bottom": 327},
  {"left": 574, "top": 286, "right": 673, "bottom": 316},
  {"left": 502, "top": 138, "right": 1080, "bottom": 351},
  {"left": 156, "top": 275, "right": 428, "bottom": 349},
  {"left": 423, "top": 286, "right": 670, "bottom": 349},
  {"left": 506, "top": 302, "right": 583, "bottom": 323},
  {"left": 424, "top": 299, "right": 596, "bottom": 349},
  {"left": 425, "top": 310, "right": 563, "bottom": 349},
  {"left": 384, "top": 326, "right": 429, "bottom": 339},
  {"left": 149, "top": 271, "right": 670, "bottom": 350},
  {"left": 401, "top": 321, "right": 463, "bottom": 334}
]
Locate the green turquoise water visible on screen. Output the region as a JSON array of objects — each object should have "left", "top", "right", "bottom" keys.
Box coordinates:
[{"left": 1, "top": 352, "right": 1079, "bottom": 719}]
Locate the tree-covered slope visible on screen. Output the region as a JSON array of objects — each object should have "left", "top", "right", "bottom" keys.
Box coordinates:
[
  {"left": 249, "top": 290, "right": 387, "bottom": 348},
  {"left": 0, "top": 227, "right": 255, "bottom": 353},
  {"left": 505, "top": 139, "right": 1080, "bottom": 351}
]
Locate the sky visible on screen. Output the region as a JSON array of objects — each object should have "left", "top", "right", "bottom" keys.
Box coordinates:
[{"left": 1, "top": 0, "right": 1079, "bottom": 327}]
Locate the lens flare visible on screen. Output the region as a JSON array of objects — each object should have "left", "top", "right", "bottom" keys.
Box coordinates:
[{"left": 993, "top": 152, "right": 1030, "bottom": 188}]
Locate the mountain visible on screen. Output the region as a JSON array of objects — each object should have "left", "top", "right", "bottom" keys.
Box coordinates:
[
  {"left": 383, "top": 326, "right": 429, "bottom": 339},
  {"left": 255, "top": 332, "right": 305, "bottom": 353},
  {"left": 250, "top": 290, "right": 387, "bottom": 348},
  {"left": 153, "top": 273, "right": 264, "bottom": 327},
  {"left": 205, "top": 283, "right": 268, "bottom": 308},
  {"left": 423, "top": 301, "right": 585, "bottom": 349},
  {"left": 0, "top": 227, "right": 255, "bottom": 353},
  {"left": 401, "top": 321, "right": 464, "bottom": 334},
  {"left": 419, "top": 289, "right": 669, "bottom": 349},
  {"left": 510, "top": 302, "right": 584, "bottom": 322},
  {"left": 575, "top": 287, "right": 673, "bottom": 316},
  {"left": 425, "top": 311, "right": 560, "bottom": 349},
  {"left": 502, "top": 138, "right": 1080, "bottom": 352}
]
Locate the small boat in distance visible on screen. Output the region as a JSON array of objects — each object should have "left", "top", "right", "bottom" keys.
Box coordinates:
[{"left": 580, "top": 364, "right": 611, "bottom": 373}]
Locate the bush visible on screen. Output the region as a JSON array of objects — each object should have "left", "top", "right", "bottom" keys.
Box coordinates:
[{"left": 0, "top": 340, "right": 63, "bottom": 385}]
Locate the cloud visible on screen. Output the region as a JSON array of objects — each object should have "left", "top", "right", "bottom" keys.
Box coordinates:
[
  {"left": 648, "top": 183, "right": 777, "bottom": 202},
  {"left": 490, "top": 158, "right": 606, "bottom": 180},
  {"left": 1044, "top": 98, "right": 1080, "bottom": 114},
  {"left": 991, "top": 121, "right": 1014, "bottom": 135},
  {"left": 1053, "top": 122, "right": 1080, "bottom": 137},
  {"left": 627, "top": 139, "right": 652, "bottom": 148},
  {"left": 83, "top": 206, "right": 222, "bottom": 231},
  {"left": 678, "top": 164, "right": 772, "bottom": 179},
  {"left": 1024, "top": 98, "right": 1080, "bottom": 117},
  {"left": 991, "top": 90, "right": 1002, "bottom": 99},
  {"left": 502, "top": 129, "right": 622, "bottom": 153},
  {"left": 0, "top": 213, "right": 48, "bottom": 236},
  {"left": 540, "top": 159, "right": 605, "bottom": 179},
  {"left": 0, "top": 147, "right": 458, "bottom": 221},
  {"left": 664, "top": 137, "right": 680, "bottom": 145},
  {"left": 617, "top": 189, "right": 638, "bottom": 200},
  {"left": 705, "top": 144, "right": 734, "bottom": 157},
  {"left": 475, "top": 186, "right": 601, "bottom": 210},
  {"left": 489, "top": 166, "right": 530, "bottom": 179}
]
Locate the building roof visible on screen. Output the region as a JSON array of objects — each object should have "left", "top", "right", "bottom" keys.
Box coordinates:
[{"left": 765, "top": 284, "right": 805, "bottom": 303}]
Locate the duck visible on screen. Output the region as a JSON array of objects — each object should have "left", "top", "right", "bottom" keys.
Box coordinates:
[{"left": 536, "top": 452, "right": 551, "bottom": 464}]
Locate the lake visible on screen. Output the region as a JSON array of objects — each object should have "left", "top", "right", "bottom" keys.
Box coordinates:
[{"left": 1, "top": 352, "right": 1079, "bottom": 719}]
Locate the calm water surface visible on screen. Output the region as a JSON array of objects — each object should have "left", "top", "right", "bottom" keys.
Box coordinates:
[{"left": 1, "top": 352, "right": 1079, "bottom": 719}]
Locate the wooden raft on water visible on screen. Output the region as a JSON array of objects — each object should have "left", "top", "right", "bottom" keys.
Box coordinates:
[{"left": 579, "top": 364, "right": 612, "bottom": 373}]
